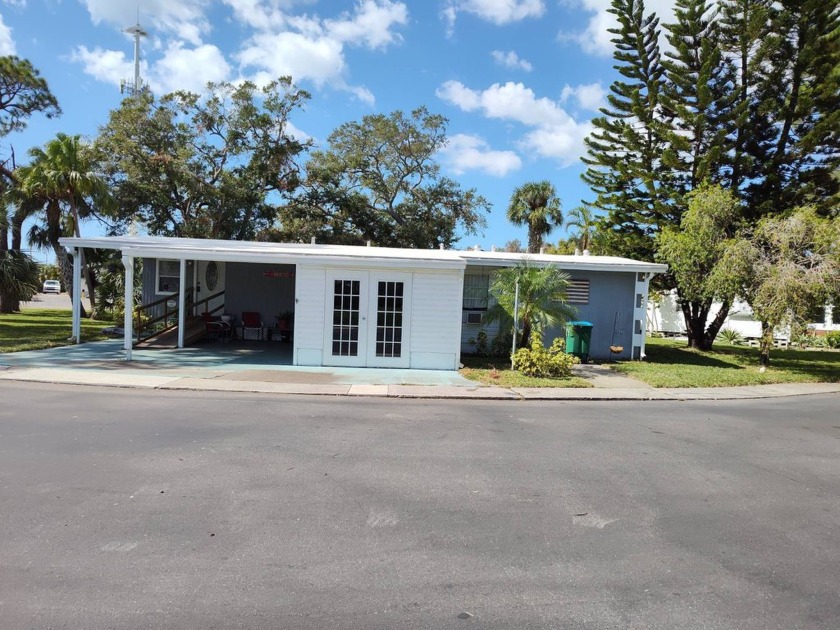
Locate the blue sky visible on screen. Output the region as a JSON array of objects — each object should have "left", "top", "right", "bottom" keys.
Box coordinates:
[{"left": 0, "top": 0, "right": 677, "bottom": 254}]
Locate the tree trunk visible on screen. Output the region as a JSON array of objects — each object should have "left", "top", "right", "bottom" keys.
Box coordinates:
[
  {"left": 0, "top": 290, "right": 21, "bottom": 314},
  {"left": 521, "top": 319, "right": 532, "bottom": 349},
  {"left": 527, "top": 230, "right": 542, "bottom": 254},
  {"left": 68, "top": 198, "right": 96, "bottom": 311},
  {"left": 53, "top": 242, "right": 87, "bottom": 319},
  {"left": 82, "top": 250, "right": 97, "bottom": 311},
  {"left": 0, "top": 211, "right": 31, "bottom": 313},
  {"left": 681, "top": 300, "right": 710, "bottom": 350},
  {"left": 758, "top": 321, "right": 773, "bottom": 372},
  {"left": 703, "top": 299, "right": 731, "bottom": 349},
  {"left": 681, "top": 298, "right": 732, "bottom": 351}
]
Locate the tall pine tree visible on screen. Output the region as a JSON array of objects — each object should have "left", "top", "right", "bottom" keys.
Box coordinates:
[
  {"left": 659, "top": 0, "right": 740, "bottom": 347},
  {"left": 745, "top": 0, "right": 840, "bottom": 220},
  {"left": 583, "top": 0, "right": 840, "bottom": 350},
  {"left": 581, "top": 0, "right": 671, "bottom": 264}
]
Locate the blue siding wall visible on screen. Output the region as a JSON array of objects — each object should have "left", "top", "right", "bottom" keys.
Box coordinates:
[
  {"left": 544, "top": 270, "right": 636, "bottom": 360},
  {"left": 140, "top": 257, "right": 197, "bottom": 320},
  {"left": 224, "top": 262, "right": 296, "bottom": 326},
  {"left": 460, "top": 266, "right": 637, "bottom": 361}
]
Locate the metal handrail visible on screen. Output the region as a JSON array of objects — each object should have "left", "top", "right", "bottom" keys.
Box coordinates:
[
  {"left": 133, "top": 288, "right": 227, "bottom": 345},
  {"left": 194, "top": 290, "right": 226, "bottom": 317},
  {"left": 134, "top": 288, "right": 194, "bottom": 344}
]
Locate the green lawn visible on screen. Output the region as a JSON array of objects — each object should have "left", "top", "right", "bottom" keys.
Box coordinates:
[
  {"left": 0, "top": 309, "right": 113, "bottom": 353},
  {"left": 460, "top": 355, "right": 592, "bottom": 388},
  {"left": 612, "top": 337, "right": 840, "bottom": 387}
]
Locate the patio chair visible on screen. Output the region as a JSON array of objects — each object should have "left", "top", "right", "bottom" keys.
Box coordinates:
[
  {"left": 202, "top": 312, "right": 231, "bottom": 341},
  {"left": 239, "top": 311, "right": 265, "bottom": 341}
]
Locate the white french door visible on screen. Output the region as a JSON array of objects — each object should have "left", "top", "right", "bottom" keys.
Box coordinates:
[{"left": 323, "top": 271, "right": 411, "bottom": 368}]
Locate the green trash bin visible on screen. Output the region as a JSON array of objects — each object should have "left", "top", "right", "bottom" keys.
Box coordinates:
[{"left": 565, "top": 321, "right": 593, "bottom": 363}]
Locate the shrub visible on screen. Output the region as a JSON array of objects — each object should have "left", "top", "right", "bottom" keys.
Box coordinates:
[
  {"left": 826, "top": 331, "right": 840, "bottom": 349},
  {"left": 468, "top": 329, "right": 515, "bottom": 358},
  {"left": 512, "top": 338, "right": 578, "bottom": 378},
  {"left": 718, "top": 327, "right": 743, "bottom": 345},
  {"left": 468, "top": 330, "right": 490, "bottom": 356},
  {"left": 807, "top": 335, "right": 828, "bottom": 349},
  {"left": 491, "top": 330, "right": 513, "bottom": 357}
]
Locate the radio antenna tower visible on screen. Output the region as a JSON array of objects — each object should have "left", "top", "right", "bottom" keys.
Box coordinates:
[{"left": 120, "top": 8, "right": 148, "bottom": 96}]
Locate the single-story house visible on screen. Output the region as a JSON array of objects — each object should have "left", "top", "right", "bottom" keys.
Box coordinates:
[
  {"left": 59, "top": 236, "right": 667, "bottom": 370},
  {"left": 647, "top": 290, "right": 839, "bottom": 340}
]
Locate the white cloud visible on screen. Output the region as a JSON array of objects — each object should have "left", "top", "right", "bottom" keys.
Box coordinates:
[
  {"left": 437, "top": 80, "right": 568, "bottom": 126},
  {"left": 236, "top": 1, "right": 407, "bottom": 103},
  {"left": 435, "top": 80, "right": 482, "bottom": 111},
  {"left": 0, "top": 13, "right": 15, "bottom": 55},
  {"left": 72, "top": 42, "right": 230, "bottom": 94},
  {"left": 564, "top": 0, "right": 676, "bottom": 56},
  {"left": 326, "top": 0, "right": 408, "bottom": 49},
  {"left": 491, "top": 50, "right": 532, "bottom": 72},
  {"left": 437, "top": 80, "right": 592, "bottom": 166},
  {"left": 440, "top": 133, "right": 522, "bottom": 176},
  {"left": 74, "top": 0, "right": 405, "bottom": 105},
  {"left": 81, "top": 0, "right": 209, "bottom": 46},
  {"left": 238, "top": 31, "right": 346, "bottom": 88},
  {"left": 222, "top": 0, "right": 288, "bottom": 31},
  {"left": 560, "top": 82, "right": 605, "bottom": 111},
  {"left": 520, "top": 121, "right": 593, "bottom": 164},
  {"left": 2, "top": 0, "right": 26, "bottom": 7},
  {"left": 444, "top": 0, "right": 544, "bottom": 29},
  {"left": 152, "top": 43, "right": 231, "bottom": 93},
  {"left": 71, "top": 46, "right": 135, "bottom": 87},
  {"left": 284, "top": 120, "right": 312, "bottom": 143}
]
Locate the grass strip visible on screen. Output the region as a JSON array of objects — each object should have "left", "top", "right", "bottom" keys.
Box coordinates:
[
  {"left": 611, "top": 337, "right": 840, "bottom": 387},
  {"left": 0, "top": 309, "right": 112, "bottom": 353}
]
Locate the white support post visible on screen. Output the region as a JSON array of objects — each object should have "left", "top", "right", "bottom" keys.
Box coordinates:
[
  {"left": 192, "top": 261, "right": 198, "bottom": 315},
  {"left": 122, "top": 254, "right": 134, "bottom": 361},
  {"left": 633, "top": 272, "right": 651, "bottom": 360},
  {"left": 177, "top": 258, "right": 186, "bottom": 348},
  {"left": 72, "top": 248, "right": 82, "bottom": 343}
]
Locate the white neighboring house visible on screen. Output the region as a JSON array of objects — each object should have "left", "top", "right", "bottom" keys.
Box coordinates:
[
  {"left": 59, "top": 235, "right": 667, "bottom": 369},
  {"left": 647, "top": 290, "right": 838, "bottom": 340}
]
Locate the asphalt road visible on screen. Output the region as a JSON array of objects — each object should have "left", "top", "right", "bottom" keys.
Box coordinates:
[
  {"left": 21, "top": 291, "right": 90, "bottom": 311},
  {"left": 1, "top": 383, "right": 838, "bottom": 629}
]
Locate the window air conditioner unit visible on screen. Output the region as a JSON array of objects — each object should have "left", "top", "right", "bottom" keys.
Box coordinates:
[{"left": 466, "top": 312, "right": 483, "bottom": 325}]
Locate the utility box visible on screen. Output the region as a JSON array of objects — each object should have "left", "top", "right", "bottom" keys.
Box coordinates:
[{"left": 565, "top": 321, "right": 593, "bottom": 363}]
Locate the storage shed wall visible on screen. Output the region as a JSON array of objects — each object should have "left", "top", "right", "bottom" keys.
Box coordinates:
[
  {"left": 409, "top": 269, "right": 463, "bottom": 370},
  {"left": 460, "top": 266, "right": 636, "bottom": 361},
  {"left": 543, "top": 270, "right": 636, "bottom": 360},
  {"left": 294, "top": 265, "right": 327, "bottom": 366},
  {"left": 294, "top": 264, "right": 463, "bottom": 370}
]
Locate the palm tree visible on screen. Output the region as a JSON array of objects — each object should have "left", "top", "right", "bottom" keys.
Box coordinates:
[
  {"left": 566, "top": 205, "right": 598, "bottom": 252},
  {"left": 506, "top": 181, "right": 563, "bottom": 253},
  {"left": 16, "top": 133, "right": 112, "bottom": 310},
  {"left": 0, "top": 249, "right": 40, "bottom": 313},
  {"left": 0, "top": 204, "right": 40, "bottom": 313},
  {"left": 485, "top": 260, "right": 576, "bottom": 349}
]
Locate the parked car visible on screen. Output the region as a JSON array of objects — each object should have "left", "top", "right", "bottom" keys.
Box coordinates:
[{"left": 42, "top": 280, "right": 61, "bottom": 294}]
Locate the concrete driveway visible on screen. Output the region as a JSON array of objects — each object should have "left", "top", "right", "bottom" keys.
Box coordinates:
[{"left": 1, "top": 383, "right": 838, "bottom": 629}]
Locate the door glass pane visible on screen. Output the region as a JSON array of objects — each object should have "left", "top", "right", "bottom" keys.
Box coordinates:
[
  {"left": 375, "top": 280, "right": 404, "bottom": 358},
  {"left": 332, "top": 279, "right": 361, "bottom": 357}
]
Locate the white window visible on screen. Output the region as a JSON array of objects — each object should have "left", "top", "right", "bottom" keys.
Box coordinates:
[
  {"left": 156, "top": 260, "right": 181, "bottom": 294},
  {"left": 463, "top": 274, "right": 489, "bottom": 310}
]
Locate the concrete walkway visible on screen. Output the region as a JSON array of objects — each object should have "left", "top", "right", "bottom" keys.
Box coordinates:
[{"left": 1, "top": 340, "right": 838, "bottom": 401}]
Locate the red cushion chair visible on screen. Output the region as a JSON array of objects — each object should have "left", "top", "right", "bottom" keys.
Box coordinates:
[{"left": 240, "top": 312, "right": 265, "bottom": 340}]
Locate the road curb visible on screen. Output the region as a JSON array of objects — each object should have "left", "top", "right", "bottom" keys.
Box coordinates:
[{"left": 0, "top": 369, "right": 838, "bottom": 401}]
